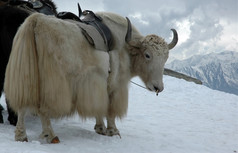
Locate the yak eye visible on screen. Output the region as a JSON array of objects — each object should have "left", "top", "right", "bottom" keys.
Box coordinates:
[{"left": 144, "top": 52, "right": 151, "bottom": 60}]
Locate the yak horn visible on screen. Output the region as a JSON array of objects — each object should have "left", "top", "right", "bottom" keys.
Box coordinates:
[
  {"left": 78, "top": 3, "right": 82, "bottom": 17},
  {"left": 125, "top": 17, "right": 132, "bottom": 43},
  {"left": 168, "top": 29, "right": 178, "bottom": 50}
]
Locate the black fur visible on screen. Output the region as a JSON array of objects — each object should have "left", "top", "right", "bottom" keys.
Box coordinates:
[{"left": 0, "top": 0, "right": 57, "bottom": 125}]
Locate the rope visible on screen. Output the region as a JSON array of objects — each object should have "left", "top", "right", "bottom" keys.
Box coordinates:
[
  {"left": 130, "top": 81, "right": 147, "bottom": 90},
  {"left": 130, "top": 81, "right": 159, "bottom": 96}
]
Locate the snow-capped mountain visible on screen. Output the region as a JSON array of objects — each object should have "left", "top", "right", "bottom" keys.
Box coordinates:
[{"left": 166, "top": 51, "right": 238, "bottom": 95}]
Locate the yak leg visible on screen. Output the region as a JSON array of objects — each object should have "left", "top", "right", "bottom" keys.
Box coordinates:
[
  {"left": 105, "top": 87, "right": 128, "bottom": 137},
  {"left": 39, "top": 113, "right": 59, "bottom": 143},
  {"left": 15, "top": 109, "right": 28, "bottom": 142},
  {"left": 106, "top": 116, "right": 120, "bottom": 137},
  {"left": 0, "top": 104, "right": 3, "bottom": 123},
  {"left": 6, "top": 99, "right": 18, "bottom": 126},
  {"left": 94, "top": 117, "right": 106, "bottom": 135},
  {"left": 0, "top": 78, "right": 4, "bottom": 123}
]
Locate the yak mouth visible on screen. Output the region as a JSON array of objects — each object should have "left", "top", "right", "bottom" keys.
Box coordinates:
[
  {"left": 147, "top": 85, "right": 162, "bottom": 96},
  {"left": 154, "top": 86, "right": 160, "bottom": 96}
]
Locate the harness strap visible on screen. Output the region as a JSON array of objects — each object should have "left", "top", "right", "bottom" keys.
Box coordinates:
[
  {"left": 0, "top": 0, "right": 37, "bottom": 14},
  {"left": 15, "top": 3, "right": 36, "bottom": 14},
  {"left": 66, "top": 19, "right": 109, "bottom": 52},
  {"left": 8, "top": 0, "right": 42, "bottom": 9},
  {"left": 82, "top": 10, "right": 113, "bottom": 51},
  {"left": 57, "top": 4, "right": 113, "bottom": 52},
  {"left": 57, "top": 12, "right": 81, "bottom": 21},
  {"left": 4, "top": 0, "right": 54, "bottom": 15}
]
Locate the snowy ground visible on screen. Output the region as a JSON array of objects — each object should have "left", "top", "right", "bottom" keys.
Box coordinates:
[{"left": 0, "top": 76, "right": 237, "bottom": 153}]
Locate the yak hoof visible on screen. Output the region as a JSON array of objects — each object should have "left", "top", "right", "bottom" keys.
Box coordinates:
[
  {"left": 22, "top": 137, "right": 28, "bottom": 142},
  {"left": 106, "top": 128, "right": 120, "bottom": 137},
  {"left": 16, "top": 137, "right": 28, "bottom": 142},
  {"left": 51, "top": 136, "right": 60, "bottom": 143},
  {"left": 94, "top": 124, "right": 106, "bottom": 135}
]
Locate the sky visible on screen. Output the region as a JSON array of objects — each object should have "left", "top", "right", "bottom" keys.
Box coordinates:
[{"left": 54, "top": 0, "right": 238, "bottom": 60}]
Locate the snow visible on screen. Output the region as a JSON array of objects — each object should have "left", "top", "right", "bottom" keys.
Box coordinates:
[
  {"left": 0, "top": 76, "right": 237, "bottom": 153},
  {"left": 166, "top": 51, "right": 238, "bottom": 96}
]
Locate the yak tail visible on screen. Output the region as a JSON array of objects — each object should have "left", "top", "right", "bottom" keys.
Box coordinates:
[{"left": 4, "top": 14, "right": 40, "bottom": 111}]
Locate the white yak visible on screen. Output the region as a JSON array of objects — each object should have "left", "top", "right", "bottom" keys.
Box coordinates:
[{"left": 4, "top": 12, "right": 178, "bottom": 143}]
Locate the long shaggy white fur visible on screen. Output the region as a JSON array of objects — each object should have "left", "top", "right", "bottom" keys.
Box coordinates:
[
  {"left": 4, "top": 12, "right": 175, "bottom": 142},
  {"left": 4, "top": 13, "right": 109, "bottom": 118}
]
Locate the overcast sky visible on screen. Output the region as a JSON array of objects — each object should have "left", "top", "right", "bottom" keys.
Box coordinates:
[{"left": 55, "top": 0, "right": 238, "bottom": 60}]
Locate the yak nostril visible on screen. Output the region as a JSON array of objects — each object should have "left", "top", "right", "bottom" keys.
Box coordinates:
[
  {"left": 154, "top": 86, "right": 159, "bottom": 91},
  {"left": 154, "top": 86, "right": 163, "bottom": 92}
]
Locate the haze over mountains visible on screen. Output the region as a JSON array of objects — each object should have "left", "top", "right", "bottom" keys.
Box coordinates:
[{"left": 166, "top": 51, "right": 238, "bottom": 95}]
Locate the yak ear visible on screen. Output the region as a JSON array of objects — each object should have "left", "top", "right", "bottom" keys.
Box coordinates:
[
  {"left": 125, "top": 17, "right": 143, "bottom": 55},
  {"left": 127, "top": 39, "right": 143, "bottom": 55}
]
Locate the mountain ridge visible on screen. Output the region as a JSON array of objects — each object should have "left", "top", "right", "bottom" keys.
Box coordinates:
[{"left": 166, "top": 51, "right": 238, "bottom": 95}]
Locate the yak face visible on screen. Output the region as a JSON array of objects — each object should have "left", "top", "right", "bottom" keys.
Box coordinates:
[
  {"left": 128, "top": 35, "right": 169, "bottom": 93},
  {"left": 140, "top": 35, "right": 169, "bottom": 93},
  {"left": 125, "top": 18, "right": 178, "bottom": 94}
]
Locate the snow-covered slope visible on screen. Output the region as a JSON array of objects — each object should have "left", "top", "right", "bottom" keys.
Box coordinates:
[
  {"left": 0, "top": 76, "right": 237, "bottom": 153},
  {"left": 166, "top": 51, "right": 238, "bottom": 95}
]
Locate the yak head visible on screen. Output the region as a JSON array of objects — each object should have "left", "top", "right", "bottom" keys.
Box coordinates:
[{"left": 125, "top": 17, "right": 178, "bottom": 94}]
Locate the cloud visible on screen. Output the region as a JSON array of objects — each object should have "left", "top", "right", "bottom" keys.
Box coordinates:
[
  {"left": 175, "top": 19, "right": 192, "bottom": 45},
  {"left": 129, "top": 12, "right": 149, "bottom": 26},
  {"left": 55, "top": 0, "right": 238, "bottom": 60}
]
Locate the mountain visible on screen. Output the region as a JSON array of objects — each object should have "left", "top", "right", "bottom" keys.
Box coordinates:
[
  {"left": 0, "top": 76, "right": 237, "bottom": 153},
  {"left": 166, "top": 51, "right": 238, "bottom": 95}
]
